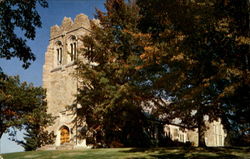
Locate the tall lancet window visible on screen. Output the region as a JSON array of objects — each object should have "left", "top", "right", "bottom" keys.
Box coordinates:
[
  {"left": 68, "top": 35, "right": 77, "bottom": 62},
  {"left": 55, "top": 41, "right": 63, "bottom": 65}
]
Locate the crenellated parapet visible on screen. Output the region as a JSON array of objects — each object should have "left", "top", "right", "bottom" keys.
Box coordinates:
[
  {"left": 50, "top": 14, "right": 91, "bottom": 40},
  {"left": 44, "top": 13, "right": 94, "bottom": 71}
]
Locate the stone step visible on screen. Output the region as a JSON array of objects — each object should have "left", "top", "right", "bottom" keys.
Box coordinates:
[
  {"left": 37, "top": 145, "right": 56, "bottom": 151},
  {"left": 56, "top": 143, "right": 74, "bottom": 150},
  {"left": 38, "top": 143, "right": 76, "bottom": 151}
]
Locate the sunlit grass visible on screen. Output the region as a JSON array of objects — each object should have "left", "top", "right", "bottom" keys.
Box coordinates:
[{"left": 2, "top": 147, "right": 250, "bottom": 159}]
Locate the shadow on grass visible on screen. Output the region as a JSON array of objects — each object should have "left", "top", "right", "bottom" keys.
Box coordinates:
[{"left": 121, "top": 147, "right": 248, "bottom": 159}]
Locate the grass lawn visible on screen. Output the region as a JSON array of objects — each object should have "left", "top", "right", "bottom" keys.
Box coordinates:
[{"left": 2, "top": 147, "right": 250, "bottom": 159}]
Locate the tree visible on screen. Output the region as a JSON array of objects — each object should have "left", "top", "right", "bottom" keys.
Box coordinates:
[
  {"left": 74, "top": 0, "right": 159, "bottom": 147},
  {"left": 14, "top": 100, "right": 55, "bottom": 151},
  {"left": 137, "top": 0, "right": 250, "bottom": 146},
  {"left": 0, "top": 73, "right": 54, "bottom": 147},
  {"left": 0, "top": 0, "right": 55, "bottom": 150},
  {"left": 0, "top": 0, "right": 48, "bottom": 68},
  {"left": 73, "top": 0, "right": 249, "bottom": 147}
]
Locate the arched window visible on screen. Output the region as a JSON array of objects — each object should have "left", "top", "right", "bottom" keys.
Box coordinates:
[
  {"left": 68, "top": 35, "right": 77, "bottom": 62},
  {"left": 55, "top": 40, "right": 63, "bottom": 65}
]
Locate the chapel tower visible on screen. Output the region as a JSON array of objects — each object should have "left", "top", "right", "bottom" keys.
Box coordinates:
[{"left": 43, "top": 14, "right": 91, "bottom": 147}]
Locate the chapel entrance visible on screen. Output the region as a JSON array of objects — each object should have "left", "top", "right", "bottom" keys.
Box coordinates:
[{"left": 60, "top": 126, "right": 70, "bottom": 145}]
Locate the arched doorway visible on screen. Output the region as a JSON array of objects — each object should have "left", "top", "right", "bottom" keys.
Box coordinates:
[{"left": 60, "top": 126, "right": 70, "bottom": 145}]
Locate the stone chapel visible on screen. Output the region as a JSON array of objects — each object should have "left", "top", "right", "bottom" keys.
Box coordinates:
[{"left": 42, "top": 14, "right": 226, "bottom": 149}]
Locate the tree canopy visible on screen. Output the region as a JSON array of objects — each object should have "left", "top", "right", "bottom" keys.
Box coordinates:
[
  {"left": 137, "top": 0, "right": 250, "bottom": 146},
  {"left": 14, "top": 99, "right": 55, "bottom": 151},
  {"left": 75, "top": 0, "right": 249, "bottom": 147},
  {"left": 0, "top": 0, "right": 48, "bottom": 68},
  {"left": 74, "top": 0, "right": 164, "bottom": 147},
  {"left": 0, "top": 73, "right": 53, "bottom": 136},
  {"left": 0, "top": 73, "right": 55, "bottom": 150},
  {"left": 0, "top": 0, "right": 55, "bottom": 150}
]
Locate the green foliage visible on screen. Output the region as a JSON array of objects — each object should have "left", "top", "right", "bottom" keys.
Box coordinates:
[
  {"left": 75, "top": 0, "right": 158, "bottom": 147},
  {"left": 0, "top": 0, "right": 53, "bottom": 150},
  {"left": 137, "top": 0, "right": 250, "bottom": 146},
  {"left": 74, "top": 0, "right": 249, "bottom": 147},
  {"left": 15, "top": 106, "right": 56, "bottom": 151},
  {"left": 0, "top": 72, "right": 55, "bottom": 150},
  {"left": 0, "top": 0, "right": 48, "bottom": 68}
]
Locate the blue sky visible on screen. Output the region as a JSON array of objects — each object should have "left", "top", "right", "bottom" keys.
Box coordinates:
[{"left": 0, "top": 0, "right": 105, "bottom": 153}]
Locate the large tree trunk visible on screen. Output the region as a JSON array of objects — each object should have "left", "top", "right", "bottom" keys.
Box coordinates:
[
  {"left": 0, "top": 123, "right": 5, "bottom": 139},
  {"left": 0, "top": 130, "right": 4, "bottom": 140},
  {"left": 197, "top": 117, "right": 206, "bottom": 147}
]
